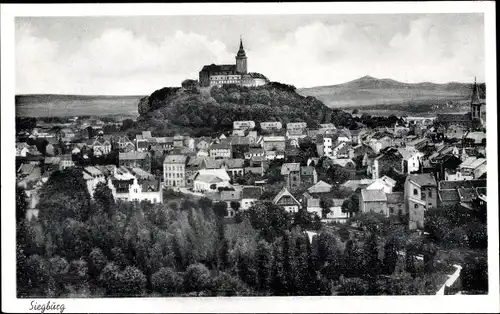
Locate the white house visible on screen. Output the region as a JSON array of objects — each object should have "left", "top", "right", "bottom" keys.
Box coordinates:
[
  {"left": 325, "top": 198, "right": 349, "bottom": 223},
  {"left": 365, "top": 175, "right": 396, "bottom": 194},
  {"left": 193, "top": 169, "right": 231, "bottom": 192},
  {"left": 107, "top": 167, "right": 162, "bottom": 203},
  {"left": 445, "top": 157, "right": 487, "bottom": 181},
  {"left": 398, "top": 147, "right": 424, "bottom": 174}
]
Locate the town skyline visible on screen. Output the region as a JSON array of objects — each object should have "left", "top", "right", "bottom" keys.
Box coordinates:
[{"left": 16, "top": 13, "right": 485, "bottom": 95}]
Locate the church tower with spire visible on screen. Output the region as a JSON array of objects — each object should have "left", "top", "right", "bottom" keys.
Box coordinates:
[
  {"left": 470, "top": 77, "right": 482, "bottom": 121},
  {"left": 235, "top": 37, "right": 248, "bottom": 74}
]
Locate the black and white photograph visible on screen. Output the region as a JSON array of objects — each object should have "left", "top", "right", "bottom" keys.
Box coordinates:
[{"left": 1, "top": 2, "right": 498, "bottom": 313}]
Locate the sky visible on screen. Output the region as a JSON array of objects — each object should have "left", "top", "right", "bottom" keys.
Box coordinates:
[{"left": 15, "top": 14, "right": 485, "bottom": 95}]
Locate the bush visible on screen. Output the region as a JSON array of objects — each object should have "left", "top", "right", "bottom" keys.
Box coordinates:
[
  {"left": 184, "top": 263, "right": 212, "bottom": 292},
  {"left": 151, "top": 267, "right": 184, "bottom": 295}
]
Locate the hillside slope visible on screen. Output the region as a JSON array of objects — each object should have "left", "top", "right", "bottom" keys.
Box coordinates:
[
  {"left": 297, "top": 75, "right": 479, "bottom": 108},
  {"left": 136, "top": 82, "right": 352, "bottom": 135}
]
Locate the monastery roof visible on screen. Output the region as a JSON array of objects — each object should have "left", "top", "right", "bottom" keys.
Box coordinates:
[{"left": 201, "top": 64, "right": 236, "bottom": 74}]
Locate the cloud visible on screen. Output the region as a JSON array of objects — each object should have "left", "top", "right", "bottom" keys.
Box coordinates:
[{"left": 15, "top": 15, "right": 484, "bottom": 95}]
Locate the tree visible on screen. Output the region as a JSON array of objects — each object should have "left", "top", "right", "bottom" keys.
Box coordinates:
[
  {"left": 327, "top": 164, "right": 351, "bottom": 184},
  {"left": 292, "top": 209, "right": 312, "bottom": 228},
  {"left": 118, "top": 266, "right": 147, "bottom": 296},
  {"left": 66, "top": 259, "right": 89, "bottom": 288},
  {"left": 383, "top": 237, "right": 398, "bottom": 275},
  {"left": 213, "top": 201, "right": 228, "bottom": 218},
  {"left": 121, "top": 119, "right": 135, "bottom": 131},
  {"left": 184, "top": 263, "right": 212, "bottom": 292},
  {"left": 151, "top": 267, "right": 183, "bottom": 295},
  {"left": 336, "top": 276, "right": 369, "bottom": 295},
  {"left": 256, "top": 240, "right": 273, "bottom": 292},
  {"left": 243, "top": 202, "right": 292, "bottom": 242},
  {"left": 362, "top": 234, "right": 381, "bottom": 292},
  {"left": 341, "top": 193, "right": 359, "bottom": 218},
  {"left": 93, "top": 182, "right": 116, "bottom": 218},
  {"left": 230, "top": 201, "right": 241, "bottom": 213},
  {"left": 47, "top": 256, "right": 70, "bottom": 296},
  {"left": 320, "top": 197, "right": 334, "bottom": 218},
  {"left": 462, "top": 255, "right": 488, "bottom": 293},
  {"left": 211, "top": 272, "right": 247, "bottom": 296},
  {"left": 37, "top": 168, "right": 91, "bottom": 224},
  {"left": 16, "top": 186, "right": 28, "bottom": 223},
  {"left": 343, "top": 240, "right": 362, "bottom": 278},
  {"left": 24, "top": 255, "right": 50, "bottom": 296}
]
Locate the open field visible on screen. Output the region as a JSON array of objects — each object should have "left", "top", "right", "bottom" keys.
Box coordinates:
[{"left": 15, "top": 94, "right": 144, "bottom": 118}]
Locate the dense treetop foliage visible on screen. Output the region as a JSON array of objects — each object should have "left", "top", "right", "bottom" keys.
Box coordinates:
[{"left": 135, "top": 83, "right": 353, "bottom": 136}]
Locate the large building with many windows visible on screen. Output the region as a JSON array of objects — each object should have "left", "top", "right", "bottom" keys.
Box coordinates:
[
  {"left": 199, "top": 38, "right": 269, "bottom": 87},
  {"left": 163, "top": 155, "right": 187, "bottom": 187}
]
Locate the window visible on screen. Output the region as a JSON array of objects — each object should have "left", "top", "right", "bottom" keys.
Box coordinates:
[
  {"left": 413, "top": 189, "right": 418, "bottom": 196},
  {"left": 389, "top": 207, "right": 394, "bottom": 214},
  {"left": 428, "top": 191, "right": 432, "bottom": 197},
  {"left": 414, "top": 204, "right": 418, "bottom": 209}
]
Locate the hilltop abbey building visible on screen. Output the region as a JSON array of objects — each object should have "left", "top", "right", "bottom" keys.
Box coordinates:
[{"left": 199, "top": 38, "right": 269, "bottom": 87}]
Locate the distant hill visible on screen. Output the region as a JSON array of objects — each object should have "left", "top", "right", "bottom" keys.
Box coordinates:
[
  {"left": 135, "top": 82, "right": 352, "bottom": 136},
  {"left": 15, "top": 94, "right": 144, "bottom": 118},
  {"left": 297, "top": 75, "right": 482, "bottom": 108}
]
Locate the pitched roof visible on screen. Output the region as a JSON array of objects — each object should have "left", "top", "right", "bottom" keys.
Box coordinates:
[
  {"left": 281, "top": 163, "right": 301, "bottom": 175},
  {"left": 439, "top": 189, "right": 460, "bottom": 202},
  {"left": 272, "top": 187, "right": 301, "bottom": 206},
  {"left": 380, "top": 175, "right": 397, "bottom": 187},
  {"left": 195, "top": 174, "right": 223, "bottom": 184},
  {"left": 201, "top": 64, "right": 236, "bottom": 73},
  {"left": 196, "top": 168, "right": 231, "bottom": 182},
  {"left": 242, "top": 186, "right": 263, "bottom": 199},
  {"left": 224, "top": 158, "right": 244, "bottom": 169},
  {"left": 163, "top": 154, "right": 187, "bottom": 164},
  {"left": 332, "top": 158, "right": 355, "bottom": 168},
  {"left": 361, "top": 189, "right": 387, "bottom": 202},
  {"left": 83, "top": 166, "right": 103, "bottom": 177},
  {"left": 300, "top": 166, "right": 316, "bottom": 176},
  {"left": 44, "top": 157, "right": 61, "bottom": 165},
  {"left": 438, "top": 179, "right": 487, "bottom": 190},
  {"left": 210, "top": 142, "right": 231, "bottom": 150},
  {"left": 458, "top": 188, "right": 479, "bottom": 202},
  {"left": 119, "top": 151, "right": 149, "bottom": 160},
  {"left": 221, "top": 190, "right": 242, "bottom": 201},
  {"left": 307, "top": 180, "right": 332, "bottom": 193},
  {"left": 459, "top": 157, "right": 486, "bottom": 169},
  {"left": 386, "top": 192, "right": 404, "bottom": 204},
  {"left": 408, "top": 173, "right": 437, "bottom": 187},
  {"left": 18, "top": 163, "right": 35, "bottom": 175}
]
